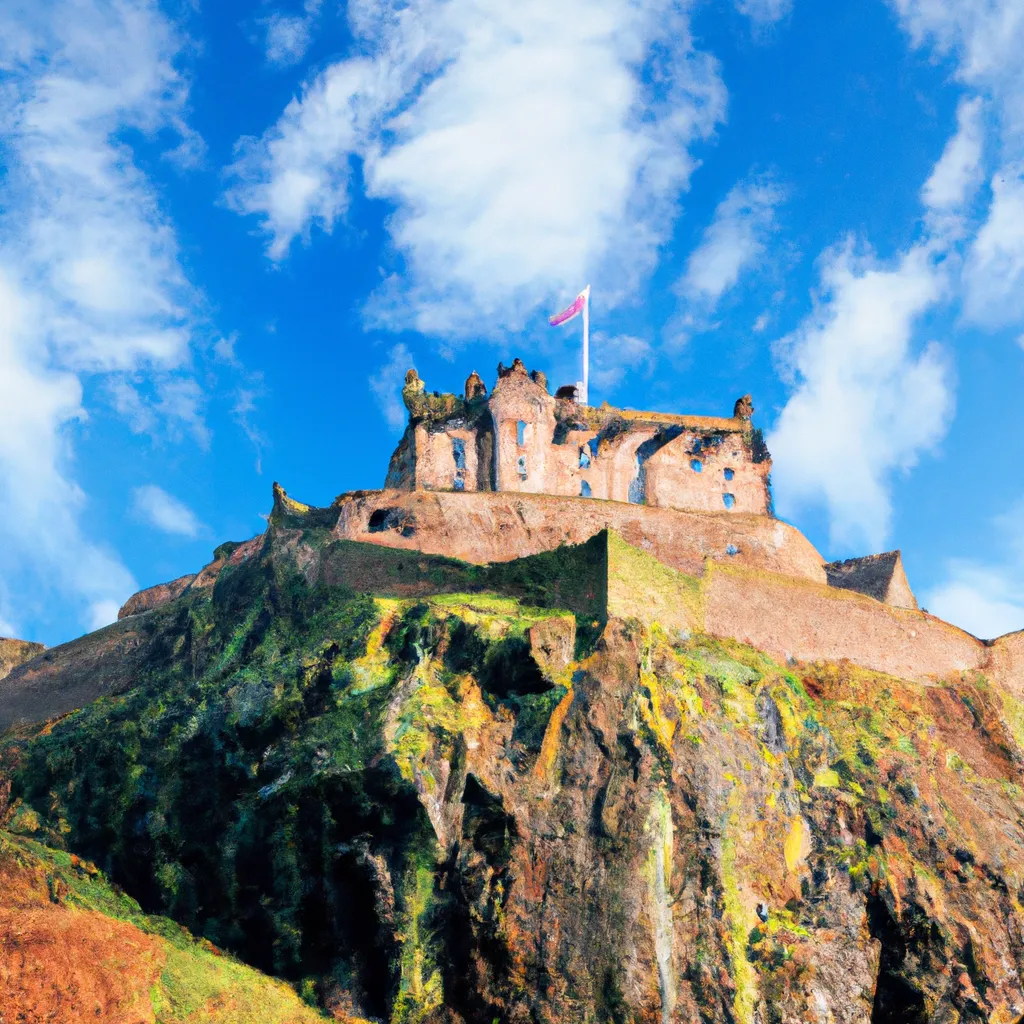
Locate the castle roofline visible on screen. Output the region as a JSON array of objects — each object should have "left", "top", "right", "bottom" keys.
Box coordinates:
[{"left": 570, "top": 404, "right": 749, "bottom": 433}]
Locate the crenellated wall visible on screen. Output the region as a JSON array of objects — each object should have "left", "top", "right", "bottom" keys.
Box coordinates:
[{"left": 387, "top": 359, "right": 772, "bottom": 516}]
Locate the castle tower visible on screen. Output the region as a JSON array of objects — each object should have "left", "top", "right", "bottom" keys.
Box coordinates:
[{"left": 488, "top": 359, "right": 557, "bottom": 494}]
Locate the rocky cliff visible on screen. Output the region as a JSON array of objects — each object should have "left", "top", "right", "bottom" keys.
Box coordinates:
[{"left": 2, "top": 508, "right": 1024, "bottom": 1023}]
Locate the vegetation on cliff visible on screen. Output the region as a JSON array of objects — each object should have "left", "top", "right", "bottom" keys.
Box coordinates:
[
  {"left": 3, "top": 532, "right": 1024, "bottom": 1022},
  {"left": 0, "top": 828, "right": 339, "bottom": 1022}
]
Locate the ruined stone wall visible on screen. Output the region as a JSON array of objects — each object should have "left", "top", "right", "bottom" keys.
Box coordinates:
[
  {"left": 388, "top": 361, "right": 772, "bottom": 516},
  {"left": 702, "top": 562, "right": 987, "bottom": 682},
  {"left": 413, "top": 424, "right": 483, "bottom": 493},
  {"left": 333, "top": 489, "right": 827, "bottom": 583},
  {"left": 645, "top": 430, "right": 770, "bottom": 515},
  {"left": 487, "top": 370, "right": 558, "bottom": 494}
]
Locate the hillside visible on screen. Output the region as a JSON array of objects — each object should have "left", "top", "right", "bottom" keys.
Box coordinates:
[
  {"left": 2, "top": 513, "right": 1024, "bottom": 1022},
  {"left": 0, "top": 828, "right": 347, "bottom": 1022}
]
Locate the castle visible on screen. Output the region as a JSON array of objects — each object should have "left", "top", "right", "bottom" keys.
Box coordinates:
[
  {"left": 3, "top": 354, "right": 1023, "bottom": 734},
  {"left": 386, "top": 358, "right": 771, "bottom": 516}
]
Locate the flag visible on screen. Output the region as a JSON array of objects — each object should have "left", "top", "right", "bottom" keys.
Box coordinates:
[{"left": 549, "top": 290, "right": 587, "bottom": 327}]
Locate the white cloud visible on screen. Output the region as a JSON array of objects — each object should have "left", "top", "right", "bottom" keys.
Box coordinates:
[
  {"left": 925, "top": 569, "right": 1024, "bottom": 640},
  {"left": 735, "top": 0, "right": 792, "bottom": 28},
  {"left": 262, "top": 0, "right": 322, "bottom": 66},
  {"left": 0, "top": 0, "right": 209, "bottom": 635},
  {"left": 131, "top": 485, "right": 204, "bottom": 538},
  {"left": 963, "top": 164, "right": 1024, "bottom": 326},
  {"left": 752, "top": 311, "right": 770, "bottom": 333},
  {"left": 590, "top": 334, "right": 655, "bottom": 392},
  {"left": 87, "top": 599, "right": 123, "bottom": 632},
  {"left": 891, "top": 1, "right": 1024, "bottom": 327},
  {"left": 768, "top": 241, "right": 952, "bottom": 552},
  {"left": 227, "top": 0, "right": 727, "bottom": 335},
  {"left": 925, "top": 500, "right": 1024, "bottom": 639},
  {"left": 265, "top": 15, "right": 313, "bottom": 66},
  {"left": 680, "top": 175, "right": 785, "bottom": 305},
  {"left": 921, "top": 96, "right": 984, "bottom": 213},
  {"left": 369, "top": 343, "right": 415, "bottom": 431}
]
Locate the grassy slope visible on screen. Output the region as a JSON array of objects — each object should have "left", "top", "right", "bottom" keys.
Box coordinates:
[{"left": 0, "top": 829, "right": 335, "bottom": 1023}]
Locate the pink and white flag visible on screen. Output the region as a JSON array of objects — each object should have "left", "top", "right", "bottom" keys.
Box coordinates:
[{"left": 549, "top": 290, "right": 587, "bottom": 327}]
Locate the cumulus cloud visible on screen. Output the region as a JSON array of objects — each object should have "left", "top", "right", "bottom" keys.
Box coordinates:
[
  {"left": 0, "top": 0, "right": 207, "bottom": 635},
  {"left": 679, "top": 175, "right": 785, "bottom": 305},
  {"left": 768, "top": 242, "right": 952, "bottom": 552},
  {"left": 227, "top": 0, "right": 726, "bottom": 336},
  {"left": 369, "top": 343, "right": 415, "bottom": 431},
  {"left": 891, "top": 1, "right": 1024, "bottom": 327},
  {"left": 131, "top": 485, "right": 204, "bottom": 538}
]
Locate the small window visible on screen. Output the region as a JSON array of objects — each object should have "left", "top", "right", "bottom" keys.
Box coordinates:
[
  {"left": 691, "top": 437, "right": 703, "bottom": 455},
  {"left": 723, "top": 493, "right": 736, "bottom": 509},
  {"left": 517, "top": 455, "right": 527, "bottom": 480},
  {"left": 588, "top": 437, "right": 600, "bottom": 457},
  {"left": 516, "top": 420, "right": 527, "bottom": 446},
  {"left": 452, "top": 437, "right": 466, "bottom": 470},
  {"left": 453, "top": 475, "right": 465, "bottom": 491},
  {"left": 579, "top": 448, "right": 591, "bottom": 469},
  {"left": 726, "top": 543, "right": 739, "bottom": 556},
  {"left": 690, "top": 459, "right": 703, "bottom": 473},
  {"left": 724, "top": 468, "right": 734, "bottom": 481},
  {"left": 580, "top": 480, "right": 592, "bottom": 497}
]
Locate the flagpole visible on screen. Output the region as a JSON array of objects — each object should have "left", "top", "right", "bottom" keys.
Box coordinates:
[{"left": 582, "top": 284, "right": 591, "bottom": 406}]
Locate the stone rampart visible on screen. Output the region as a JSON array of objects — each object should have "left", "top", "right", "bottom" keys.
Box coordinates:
[
  {"left": 332, "top": 489, "right": 827, "bottom": 584},
  {"left": 988, "top": 630, "right": 1024, "bottom": 700},
  {"left": 702, "top": 562, "right": 987, "bottom": 682}
]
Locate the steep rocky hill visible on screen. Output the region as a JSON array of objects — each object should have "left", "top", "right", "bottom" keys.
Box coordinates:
[{"left": 2, "top": 506, "right": 1024, "bottom": 1022}]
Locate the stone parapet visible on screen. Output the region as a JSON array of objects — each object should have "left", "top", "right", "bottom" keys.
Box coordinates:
[{"left": 332, "top": 489, "right": 827, "bottom": 584}]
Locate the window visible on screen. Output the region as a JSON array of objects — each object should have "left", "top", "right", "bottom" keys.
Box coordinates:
[
  {"left": 579, "top": 448, "right": 591, "bottom": 469},
  {"left": 516, "top": 420, "right": 527, "bottom": 446},
  {"left": 690, "top": 458, "right": 703, "bottom": 473},
  {"left": 580, "top": 480, "right": 592, "bottom": 497},
  {"left": 724, "top": 467, "right": 734, "bottom": 481},
  {"left": 726, "top": 543, "right": 739, "bottom": 556},
  {"left": 451, "top": 437, "right": 466, "bottom": 470},
  {"left": 723, "top": 493, "right": 736, "bottom": 509},
  {"left": 517, "top": 455, "right": 527, "bottom": 480},
  {"left": 453, "top": 475, "right": 465, "bottom": 491}
]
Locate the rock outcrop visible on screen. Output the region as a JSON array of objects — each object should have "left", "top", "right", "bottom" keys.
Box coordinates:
[
  {"left": 2, "top": 482, "right": 1023, "bottom": 1022},
  {"left": 0, "top": 638, "right": 44, "bottom": 682}
]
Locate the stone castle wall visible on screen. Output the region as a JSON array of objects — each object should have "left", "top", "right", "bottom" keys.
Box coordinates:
[
  {"left": 389, "top": 360, "right": 771, "bottom": 516},
  {"left": 333, "top": 489, "right": 827, "bottom": 583},
  {"left": 702, "top": 562, "right": 988, "bottom": 683}
]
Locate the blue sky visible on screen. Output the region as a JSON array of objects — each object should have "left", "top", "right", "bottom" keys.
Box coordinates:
[{"left": 2, "top": 0, "right": 1023, "bottom": 646}]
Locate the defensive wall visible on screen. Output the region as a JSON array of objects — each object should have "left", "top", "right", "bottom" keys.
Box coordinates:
[
  {"left": 331, "top": 488, "right": 826, "bottom": 584},
  {"left": 4, "top": 490, "right": 1022, "bottom": 732}
]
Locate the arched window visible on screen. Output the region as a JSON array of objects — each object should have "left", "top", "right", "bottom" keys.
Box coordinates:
[
  {"left": 579, "top": 447, "right": 591, "bottom": 469},
  {"left": 723, "top": 493, "right": 736, "bottom": 509},
  {"left": 516, "top": 420, "right": 527, "bottom": 446},
  {"left": 451, "top": 437, "right": 466, "bottom": 470},
  {"left": 580, "top": 480, "right": 592, "bottom": 497},
  {"left": 517, "top": 455, "right": 527, "bottom": 480},
  {"left": 724, "top": 467, "right": 735, "bottom": 481},
  {"left": 690, "top": 458, "right": 703, "bottom": 473}
]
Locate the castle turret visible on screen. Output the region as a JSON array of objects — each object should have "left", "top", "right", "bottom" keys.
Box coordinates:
[{"left": 488, "top": 360, "right": 557, "bottom": 494}]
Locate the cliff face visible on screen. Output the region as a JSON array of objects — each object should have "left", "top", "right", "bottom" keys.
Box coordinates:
[{"left": 2, "top": 527, "right": 1024, "bottom": 1023}]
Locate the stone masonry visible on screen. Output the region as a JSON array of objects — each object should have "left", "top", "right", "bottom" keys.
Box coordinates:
[{"left": 385, "top": 359, "right": 772, "bottom": 516}]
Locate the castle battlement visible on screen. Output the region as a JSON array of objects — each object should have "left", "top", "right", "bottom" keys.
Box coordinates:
[{"left": 386, "top": 358, "right": 772, "bottom": 517}]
